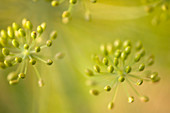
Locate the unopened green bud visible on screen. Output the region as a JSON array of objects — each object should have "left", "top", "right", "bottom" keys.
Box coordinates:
[
  {"left": 140, "top": 96, "right": 149, "bottom": 102},
  {"left": 47, "top": 59, "right": 53, "bottom": 65},
  {"left": 108, "top": 102, "right": 114, "bottom": 110},
  {"left": 150, "top": 72, "right": 158, "bottom": 80},
  {"left": 35, "top": 46, "right": 41, "bottom": 52},
  {"left": 139, "top": 48, "right": 145, "bottom": 57},
  {"left": 100, "top": 44, "right": 108, "bottom": 55},
  {"left": 38, "top": 79, "right": 45, "bottom": 87},
  {"left": 4, "top": 60, "right": 12, "bottom": 67},
  {"left": 114, "top": 49, "right": 121, "bottom": 58},
  {"left": 9, "top": 80, "right": 18, "bottom": 85},
  {"left": 137, "top": 79, "right": 143, "bottom": 86},
  {"left": 114, "top": 40, "right": 121, "bottom": 48},
  {"left": 18, "top": 28, "right": 26, "bottom": 37},
  {"left": 24, "top": 44, "right": 29, "bottom": 49},
  {"left": 62, "top": 11, "right": 70, "bottom": 18},
  {"left": 7, "top": 72, "right": 18, "bottom": 81},
  {"left": 118, "top": 76, "right": 125, "bottom": 82},
  {"left": 25, "top": 21, "right": 33, "bottom": 30},
  {"left": 22, "top": 18, "right": 27, "bottom": 28},
  {"left": 37, "top": 26, "right": 43, "bottom": 34},
  {"left": 50, "top": 31, "right": 57, "bottom": 40},
  {"left": 31, "top": 31, "right": 37, "bottom": 39},
  {"left": 104, "top": 85, "right": 111, "bottom": 91},
  {"left": 7, "top": 26, "right": 14, "bottom": 38},
  {"left": 1, "top": 30, "right": 7, "bottom": 38},
  {"left": 12, "top": 22, "right": 20, "bottom": 31},
  {"left": 2, "top": 48, "right": 10, "bottom": 56},
  {"left": 139, "top": 63, "right": 145, "bottom": 71},
  {"left": 18, "top": 73, "right": 25, "bottom": 79},
  {"left": 125, "top": 65, "right": 131, "bottom": 73},
  {"left": 29, "top": 59, "right": 36, "bottom": 65},
  {"left": 128, "top": 96, "right": 134, "bottom": 103},
  {"left": 15, "top": 57, "right": 22, "bottom": 63},
  {"left": 134, "top": 54, "right": 141, "bottom": 62},
  {"left": 89, "top": 89, "right": 99, "bottom": 96},
  {"left": 125, "top": 46, "right": 131, "bottom": 55},
  {"left": 121, "top": 51, "right": 127, "bottom": 60},
  {"left": 12, "top": 39, "right": 19, "bottom": 48},
  {"left": 113, "top": 58, "right": 119, "bottom": 66},
  {"left": 46, "top": 40, "right": 52, "bottom": 47},
  {"left": 85, "top": 69, "right": 93, "bottom": 76},
  {"left": 107, "top": 65, "right": 114, "bottom": 73},
  {"left": 51, "top": 0, "right": 59, "bottom": 7},
  {"left": 145, "top": 6, "right": 154, "bottom": 13},
  {"left": 161, "top": 4, "right": 168, "bottom": 11},
  {"left": 0, "top": 37, "right": 7, "bottom": 46},
  {"left": 93, "top": 65, "right": 100, "bottom": 73},
  {"left": 41, "top": 22, "right": 46, "bottom": 30},
  {"left": 106, "top": 43, "right": 113, "bottom": 53},
  {"left": 102, "top": 57, "right": 108, "bottom": 65},
  {"left": 136, "top": 41, "right": 143, "bottom": 50},
  {"left": 69, "top": 0, "right": 77, "bottom": 4},
  {"left": 123, "top": 40, "right": 131, "bottom": 48}
]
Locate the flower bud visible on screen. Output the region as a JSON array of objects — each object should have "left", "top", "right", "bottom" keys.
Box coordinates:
[
  {"left": 114, "top": 40, "right": 121, "bottom": 48},
  {"left": 121, "top": 51, "right": 127, "bottom": 60},
  {"left": 93, "top": 65, "right": 100, "bottom": 73},
  {"left": 104, "top": 85, "right": 111, "bottom": 91},
  {"left": 113, "top": 58, "right": 119, "bottom": 66},
  {"left": 125, "top": 46, "right": 131, "bottom": 55},
  {"left": 7, "top": 72, "right": 18, "bottom": 81},
  {"left": 107, "top": 65, "right": 114, "bottom": 73},
  {"left": 69, "top": 0, "right": 77, "bottom": 4},
  {"left": 7, "top": 26, "right": 14, "bottom": 38},
  {"left": 85, "top": 69, "right": 93, "bottom": 76},
  {"left": 15, "top": 57, "right": 22, "bottom": 63},
  {"left": 37, "top": 25, "right": 43, "bottom": 34},
  {"left": 24, "top": 44, "right": 29, "bottom": 49},
  {"left": 50, "top": 31, "right": 57, "bottom": 40},
  {"left": 38, "top": 79, "right": 45, "bottom": 87},
  {"left": 29, "top": 59, "right": 36, "bottom": 65},
  {"left": 18, "top": 28, "right": 26, "bottom": 37},
  {"left": 35, "top": 46, "right": 41, "bottom": 53},
  {"left": 47, "top": 59, "right": 53, "bottom": 65},
  {"left": 51, "top": 0, "right": 59, "bottom": 7},
  {"left": 18, "top": 73, "right": 25, "bottom": 79},
  {"left": 100, "top": 44, "right": 108, "bottom": 55},
  {"left": 12, "top": 22, "right": 20, "bottom": 31},
  {"left": 139, "top": 63, "right": 145, "bottom": 71},
  {"left": 31, "top": 31, "right": 37, "bottom": 39},
  {"left": 108, "top": 102, "right": 114, "bottom": 110},
  {"left": 1, "top": 30, "right": 7, "bottom": 38},
  {"left": 123, "top": 40, "right": 131, "bottom": 48},
  {"left": 46, "top": 40, "right": 52, "bottom": 47},
  {"left": 136, "top": 41, "right": 143, "bottom": 50},
  {"left": 118, "top": 76, "right": 125, "bottom": 82},
  {"left": 128, "top": 96, "right": 134, "bottom": 103},
  {"left": 9, "top": 80, "right": 18, "bottom": 85},
  {"left": 136, "top": 79, "right": 143, "bottom": 86},
  {"left": 12, "top": 39, "right": 19, "bottom": 48},
  {"left": 140, "top": 96, "right": 149, "bottom": 102},
  {"left": 102, "top": 57, "right": 108, "bottom": 65},
  {"left": 25, "top": 21, "right": 33, "bottom": 30},
  {"left": 114, "top": 49, "right": 121, "bottom": 58},
  {"left": 89, "top": 89, "right": 99, "bottom": 96},
  {"left": 62, "top": 11, "right": 71, "bottom": 18},
  {"left": 4, "top": 60, "right": 12, "bottom": 67},
  {"left": 125, "top": 65, "right": 131, "bottom": 73},
  {"left": 2, "top": 48, "right": 10, "bottom": 56}
]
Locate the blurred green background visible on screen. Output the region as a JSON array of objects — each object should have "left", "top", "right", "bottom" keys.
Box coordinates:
[{"left": 0, "top": 0, "right": 170, "bottom": 113}]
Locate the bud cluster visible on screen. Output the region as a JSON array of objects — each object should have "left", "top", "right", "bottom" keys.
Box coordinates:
[
  {"left": 143, "top": 0, "right": 169, "bottom": 25},
  {"left": 0, "top": 18, "right": 58, "bottom": 87},
  {"left": 33, "top": 0, "right": 98, "bottom": 23},
  {"left": 85, "top": 40, "right": 160, "bottom": 110}
]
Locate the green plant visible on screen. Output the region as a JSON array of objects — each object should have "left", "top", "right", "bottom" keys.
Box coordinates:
[
  {"left": 85, "top": 40, "right": 160, "bottom": 110},
  {"left": 0, "top": 18, "right": 58, "bottom": 87}
]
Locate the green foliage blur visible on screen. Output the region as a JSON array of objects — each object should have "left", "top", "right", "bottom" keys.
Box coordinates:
[{"left": 0, "top": 0, "right": 170, "bottom": 113}]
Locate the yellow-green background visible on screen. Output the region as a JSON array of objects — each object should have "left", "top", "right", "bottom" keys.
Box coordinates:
[{"left": 0, "top": 0, "right": 170, "bottom": 113}]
